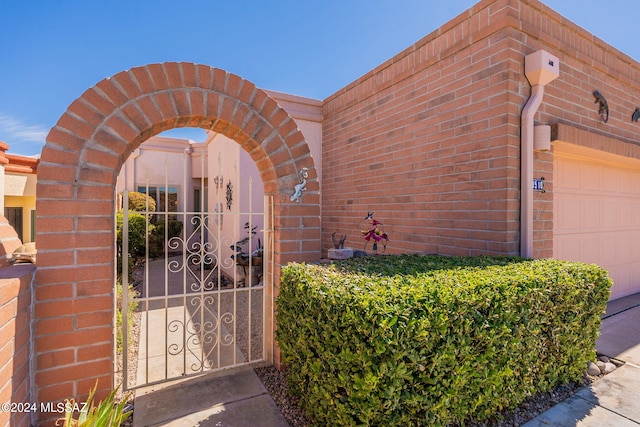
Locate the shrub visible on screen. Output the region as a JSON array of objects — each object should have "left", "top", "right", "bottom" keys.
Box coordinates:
[
  {"left": 149, "top": 219, "right": 184, "bottom": 256},
  {"left": 116, "top": 212, "right": 184, "bottom": 261},
  {"left": 156, "top": 218, "right": 183, "bottom": 240},
  {"left": 276, "top": 254, "right": 611, "bottom": 426},
  {"left": 116, "top": 212, "right": 154, "bottom": 259},
  {"left": 126, "top": 191, "right": 156, "bottom": 212}
]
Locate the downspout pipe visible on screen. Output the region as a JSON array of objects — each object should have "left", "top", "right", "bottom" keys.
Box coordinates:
[
  {"left": 520, "top": 85, "right": 544, "bottom": 259},
  {"left": 520, "top": 50, "right": 559, "bottom": 259}
]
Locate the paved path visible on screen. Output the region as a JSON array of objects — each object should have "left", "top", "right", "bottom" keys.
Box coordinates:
[
  {"left": 524, "top": 293, "right": 640, "bottom": 426},
  {"left": 133, "top": 368, "right": 289, "bottom": 426},
  {"left": 132, "top": 256, "right": 273, "bottom": 426}
]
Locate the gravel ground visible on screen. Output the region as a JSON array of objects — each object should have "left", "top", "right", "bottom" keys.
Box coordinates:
[
  {"left": 255, "top": 360, "right": 616, "bottom": 427},
  {"left": 255, "top": 365, "right": 313, "bottom": 427}
]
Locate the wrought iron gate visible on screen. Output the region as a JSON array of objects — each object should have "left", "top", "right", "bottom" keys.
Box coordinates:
[{"left": 119, "top": 154, "right": 273, "bottom": 391}]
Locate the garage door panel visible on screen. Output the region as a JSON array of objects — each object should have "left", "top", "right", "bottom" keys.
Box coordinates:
[
  {"left": 618, "top": 202, "right": 633, "bottom": 227},
  {"left": 554, "top": 152, "right": 640, "bottom": 300},
  {"left": 599, "top": 237, "right": 618, "bottom": 265},
  {"left": 581, "top": 161, "right": 599, "bottom": 191},
  {"left": 634, "top": 202, "right": 640, "bottom": 226},
  {"left": 602, "top": 202, "right": 618, "bottom": 228},
  {"left": 618, "top": 172, "right": 634, "bottom": 194},
  {"left": 557, "top": 160, "right": 582, "bottom": 190},
  {"left": 555, "top": 197, "right": 581, "bottom": 231},
  {"left": 600, "top": 165, "right": 618, "bottom": 192},
  {"left": 609, "top": 268, "right": 631, "bottom": 297},
  {"left": 581, "top": 197, "right": 601, "bottom": 229},
  {"left": 615, "top": 235, "right": 633, "bottom": 261},
  {"left": 581, "top": 236, "right": 601, "bottom": 264}
]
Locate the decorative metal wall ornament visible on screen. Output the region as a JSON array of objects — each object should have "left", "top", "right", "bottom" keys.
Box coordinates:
[
  {"left": 360, "top": 212, "right": 389, "bottom": 254},
  {"left": 213, "top": 175, "right": 224, "bottom": 192},
  {"left": 332, "top": 232, "right": 347, "bottom": 249},
  {"left": 290, "top": 167, "right": 308, "bottom": 203},
  {"left": 226, "top": 180, "right": 233, "bottom": 210},
  {"left": 593, "top": 90, "right": 609, "bottom": 123}
]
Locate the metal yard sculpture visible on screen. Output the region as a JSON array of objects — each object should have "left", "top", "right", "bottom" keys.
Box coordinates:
[{"left": 360, "top": 212, "right": 389, "bottom": 254}]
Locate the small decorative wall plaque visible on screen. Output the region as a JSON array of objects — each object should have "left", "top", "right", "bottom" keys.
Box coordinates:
[{"left": 226, "top": 180, "right": 233, "bottom": 210}]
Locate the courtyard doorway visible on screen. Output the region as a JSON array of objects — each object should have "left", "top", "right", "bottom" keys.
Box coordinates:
[
  {"left": 119, "top": 154, "right": 274, "bottom": 389},
  {"left": 35, "top": 62, "right": 320, "bottom": 422}
]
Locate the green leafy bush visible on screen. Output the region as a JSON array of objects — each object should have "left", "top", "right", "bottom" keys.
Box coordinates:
[
  {"left": 126, "top": 191, "right": 156, "bottom": 212},
  {"left": 276, "top": 254, "right": 611, "bottom": 426},
  {"left": 116, "top": 212, "right": 153, "bottom": 259},
  {"left": 149, "top": 218, "right": 184, "bottom": 256},
  {"left": 156, "top": 218, "right": 183, "bottom": 240},
  {"left": 116, "top": 212, "right": 184, "bottom": 261}
]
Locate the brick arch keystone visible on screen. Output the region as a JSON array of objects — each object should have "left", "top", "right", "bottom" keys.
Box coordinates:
[{"left": 35, "top": 62, "right": 320, "bottom": 420}]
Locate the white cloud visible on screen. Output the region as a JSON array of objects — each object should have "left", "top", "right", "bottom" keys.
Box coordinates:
[{"left": 0, "top": 114, "right": 48, "bottom": 144}]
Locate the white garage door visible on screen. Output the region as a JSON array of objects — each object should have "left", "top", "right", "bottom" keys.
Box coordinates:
[{"left": 553, "top": 143, "right": 640, "bottom": 300}]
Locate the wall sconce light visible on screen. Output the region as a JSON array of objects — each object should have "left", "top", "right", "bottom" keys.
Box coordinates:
[
  {"left": 533, "top": 125, "right": 551, "bottom": 151},
  {"left": 632, "top": 108, "right": 640, "bottom": 122},
  {"left": 593, "top": 90, "right": 609, "bottom": 123}
]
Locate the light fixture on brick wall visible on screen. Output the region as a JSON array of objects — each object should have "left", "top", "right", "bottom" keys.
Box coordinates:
[
  {"left": 533, "top": 125, "right": 551, "bottom": 151},
  {"left": 632, "top": 108, "right": 640, "bottom": 122},
  {"left": 593, "top": 90, "right": 609, "bottom": 123}
]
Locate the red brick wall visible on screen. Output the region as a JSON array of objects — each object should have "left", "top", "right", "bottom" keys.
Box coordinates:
[
  {"left": 0, "top": 263, "right": 34, "bottom": 427},
  {"left": 322, "top": 0, "right": 524, "bottom": 257},
  {"left": 322, "top": 0, "right": 640, "bottom": 258},
  {"left": 0, "top": 215, "right": 33, "bottom": 427}
]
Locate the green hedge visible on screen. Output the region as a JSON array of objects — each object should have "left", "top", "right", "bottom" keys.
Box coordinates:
[
  {"left": 276, "top": 255, "right": 611, "bottom": 426},
  {"left": 127, "top": 191, "right": 156, "bottom": 212},
  {"left": 116, "top": 212, "right": 153, "bottom": 259}
]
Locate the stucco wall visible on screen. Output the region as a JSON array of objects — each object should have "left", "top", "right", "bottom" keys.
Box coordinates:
[
  {"left": 5, "top": 173, "right": 36, "bottom": 198},
  {"left": 4, "top": 196, "right": 36, "bottom": 244}
]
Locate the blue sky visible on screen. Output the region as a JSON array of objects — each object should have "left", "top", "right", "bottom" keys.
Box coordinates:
[{"left": 1, "top": 0, "right": 638, "bottom": 156}]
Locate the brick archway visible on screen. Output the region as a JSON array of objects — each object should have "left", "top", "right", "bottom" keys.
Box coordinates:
[{"left": 35, "top": 62, "right": 320, "bottom": 417}]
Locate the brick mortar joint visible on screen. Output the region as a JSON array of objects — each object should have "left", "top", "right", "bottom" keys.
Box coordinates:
[
  {"left": 324, "top": 18, "right": 521, "bottom": 114},
  {"left": 62, "top": 87, "right": 294, "bottom": 168}
]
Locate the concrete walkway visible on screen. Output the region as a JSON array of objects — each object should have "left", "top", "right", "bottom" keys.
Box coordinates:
[
  {"left": 523, "top": 292, "right": 640, "bottom": 426},
  {"left": 133, "top": 367, "right": 289, "bottom": 426},
  {"left": 131, "top": 256, "right": 275, "bottom": 426}
]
